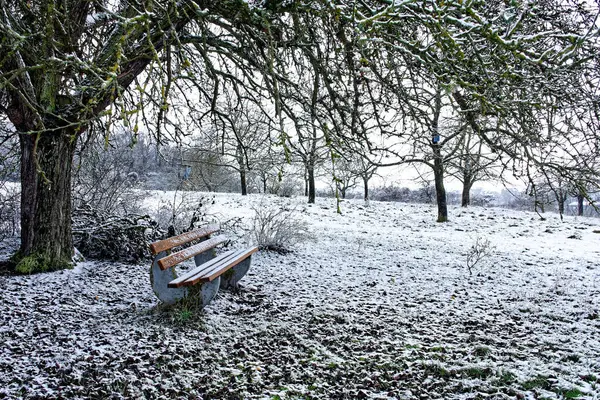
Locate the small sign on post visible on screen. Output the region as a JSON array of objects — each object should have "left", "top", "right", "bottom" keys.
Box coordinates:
[{"left": 183, "top": 165, "right": 192, "bottom": 180}]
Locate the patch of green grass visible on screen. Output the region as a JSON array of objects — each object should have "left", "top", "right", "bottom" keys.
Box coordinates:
[
  {"left": 424, "top": 363, "right": 450, "bottom": 378},
  {"left": 581, "top": 374, "right": 598, "bottom": 383},
  {"left": 495, "top": 370, "right": 517, "bottom": 386},
  {"left": 562, "top": 353, "right": 581, "bottom": 363},
  {"left": 474, "top": 346, "right": 491, "bottom": 357},
  {"left": 559, "top": 388, "right": 583, "bottom": 399},
  {"left": 326, "top": 362, "right": 338, "bottom": 370},
  {"left": 405, "top": 344, "right": 420, "bottom": 349},
  {"left": 176, "top": 308, "right": 193, "bottom": 323},
  {"left": 521, "top": 375, "right": 552, "bottom": 391},
  {"left": 156, "top": 296, "right": 207, "bottom": 328},
  {"left": 463, "top": 367, "right": 493, "bottom": 379}
]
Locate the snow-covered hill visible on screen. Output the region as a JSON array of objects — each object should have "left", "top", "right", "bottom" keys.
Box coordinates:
[{"left": 1, "top": 193, "right": 599, "bottom": 399}]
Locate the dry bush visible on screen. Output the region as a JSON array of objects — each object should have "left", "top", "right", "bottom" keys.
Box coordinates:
[
  {"left": 466, "top": 236, "right": 495, "bottom": 275},
  {"left": 251, "top": 203, "right": 312, "bottom": 253},
  {"left": 152, "top": 190, "right": 214, "bottom": 235},
  {"left": 274, "top": 177, "right": 302, "bottom": 198}
]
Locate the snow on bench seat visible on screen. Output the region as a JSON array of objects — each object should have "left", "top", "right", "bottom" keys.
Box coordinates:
[{"left": 168, "top": 247, "right": 258, "bottom": 288}]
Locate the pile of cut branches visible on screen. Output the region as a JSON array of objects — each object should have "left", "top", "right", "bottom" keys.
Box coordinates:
[{"left": 73, "top": 205, "right": 163, "bottom": 262}]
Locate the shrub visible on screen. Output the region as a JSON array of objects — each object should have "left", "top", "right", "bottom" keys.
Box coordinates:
[
  {"left": 251, "top": 203, "right": 312, "bottom": 253},
  {"left": 152, "top": 190, "right": 214, "bottom": 235},
  {"left": 277, "top": 178, "right": 302, "bottom": 198},
  {"left": 73, "top": 131, "right": 141, "bottom": 214},
  {"left": 466, "top": 236, "right": 495, "bottom": 275}
]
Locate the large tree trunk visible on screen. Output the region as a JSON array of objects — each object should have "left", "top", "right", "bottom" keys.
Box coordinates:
[
  {"left": 363, "top": 176, "right": 369, "bottom": 202},
  {"left": 2, "top": 0, "right": 198, "bottom": 274},
  {"left": 17, "top": 129, "right": 77, "bottom": 273},
  {"left": 431, "top": 87, "right": 447, "bottom": 222},
  {"left": 433, "top": 147, "right": 448, "bottom": 222},
  {"left": 461, "top": 175, "right": 472, "bottom": 207},
  {"left": 236, "top": 147, "right": 247, "bottom": 196},
  {"left": 534, "top": 199, "right": 545, "bottom": 213},
  {"left": 307, "top": 166, "right": 316, "bottom": 204},
  {"left": 577, "top": 194, "right": 584, "bottom": 216},
  {"left": 558, "top": 196, "right": 565, "bottom": 216},
  {"left": 304, "top": 167, "right": 309, "bottom": 197},
  {"left": 240, "top": 168, "right": 247, "bottom": 196}
]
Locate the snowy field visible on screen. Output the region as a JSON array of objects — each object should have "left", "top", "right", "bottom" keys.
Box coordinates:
[{"left": 1, "top": 192, "right": 599, "bottom": 399}]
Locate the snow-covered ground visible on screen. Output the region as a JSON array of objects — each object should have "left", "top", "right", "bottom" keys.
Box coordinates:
[{"left": 1, "top": 193, "right": 599, "bottom": 399}]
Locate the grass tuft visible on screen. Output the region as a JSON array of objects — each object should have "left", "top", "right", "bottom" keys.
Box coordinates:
[{"left": 521, "top": 375, "right": 552, "bottom": 391}]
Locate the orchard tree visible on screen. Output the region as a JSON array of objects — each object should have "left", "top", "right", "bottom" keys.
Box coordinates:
[
  {"left": 341, "top": 153, "right": 379, "bottom": 203},
  {"left": 355, "top": 156, "right": 379, "bottom": 203},
  {"left": 200, "top": 98, "right": 272, "bottom": 195},
  {"left": 446, "top": 125, "right": 499, "bottom": 207},
  {"left": 328, "top": 155, "right": 358, "bottom": 200},
  {"left": 253, "top": 131, "right": 288, "bottom": 195},
  {"left": 370, "top": 81, "right": 464, "bottom": 222},
  {"left": 183, "top": 141, "right": 234, "bottom": 192},
  {"left": 279, "top": 63, "right": 330, "bottom": 204}
]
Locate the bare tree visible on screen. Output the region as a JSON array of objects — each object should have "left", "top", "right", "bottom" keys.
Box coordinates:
[
  {"left": 446, "top": 125, "right": 500, "bottom": 207},
  {"left": 203, "top": 98, "right": 272, "bottom": 195}
]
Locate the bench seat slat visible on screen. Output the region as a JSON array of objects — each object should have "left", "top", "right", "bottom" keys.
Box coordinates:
[
  {"left": 149, "top": 225, "right": 220, "bottom": 255},
  {"left": 157, "top": 235, "right": 227, "bottom": 271},
  {"left": 181, "top": 246, "right": 258, "bottom": 287},
  {"left": 167, "top": 250, "right": 240, "bottom": 288}
]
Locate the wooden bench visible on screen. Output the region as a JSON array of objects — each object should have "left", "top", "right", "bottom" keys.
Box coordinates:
[{"left": 149, "top": 225, "right": 258, "bottom": 307}]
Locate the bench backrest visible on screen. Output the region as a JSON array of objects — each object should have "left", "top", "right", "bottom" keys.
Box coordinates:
[
  {"left": 149, "top": 224, "right": 220, "bottom": 255},
  {"left": 157, "top": 235, "right": 227, "bottom": 270},
  {"left": 149, "top": 225, "right": 227, "bottom": 271}
]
